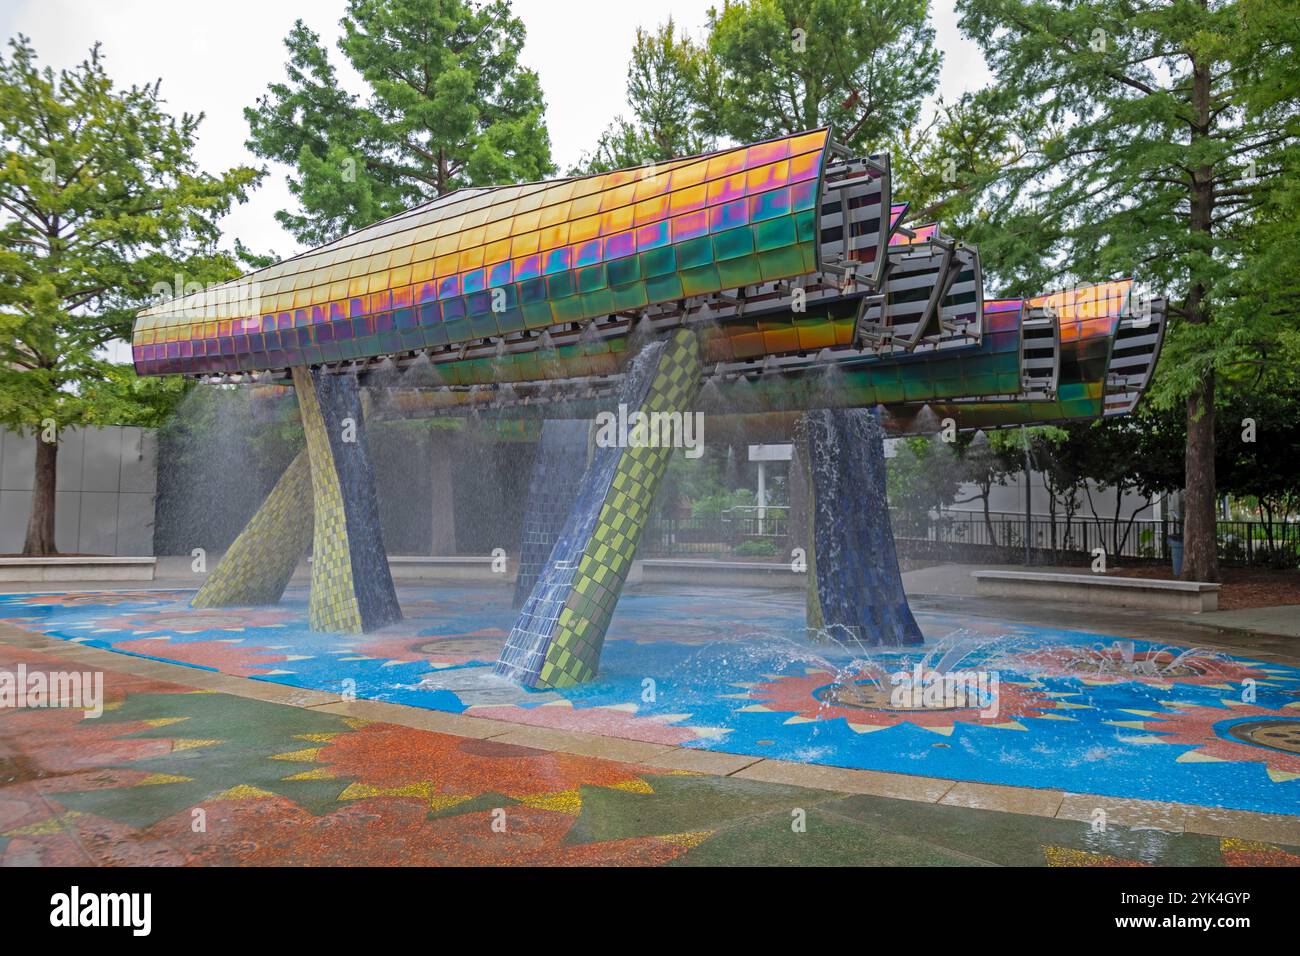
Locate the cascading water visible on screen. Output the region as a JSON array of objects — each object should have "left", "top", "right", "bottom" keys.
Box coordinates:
[
  {"left": 512, "top": 419, "right": 590, "bottom": 607},
  {"left": 154, "top": 382, "right": 301, "bottom": 557},
  {"left": 495, "top": 338, "right": 670, "bottom": 685}
]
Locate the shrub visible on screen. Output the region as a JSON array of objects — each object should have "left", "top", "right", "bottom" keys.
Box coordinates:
[{"left": 733, "top": 538, "right": 779, "bottom": 557}]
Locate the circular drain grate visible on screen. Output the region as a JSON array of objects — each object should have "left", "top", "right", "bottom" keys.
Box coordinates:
[
  {"left": 1226, "top": 719, "right": 1300, "bottom": 756},
  {"left": 816, "top": 680, "right": 975, "bottom": 713}
]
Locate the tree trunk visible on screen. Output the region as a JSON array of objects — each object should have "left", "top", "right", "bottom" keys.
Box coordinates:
[
  {"left": 1182, "top": 372, "right": 1218, "bottom": 581},
  {"left": 1181, "top": 43, "right": 1219, "bottom": 583},
  {"left": 22, "top": 436, "right": 59, "bottom": 556}
]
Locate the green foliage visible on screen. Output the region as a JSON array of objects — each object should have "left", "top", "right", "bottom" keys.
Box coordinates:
[
  {"left": 153, "top": 384, "right": 303, "bottom": 554},
  {"left": 701, "top": 0, "right": 940, "bottom": 154},
  {"left": 955, "top": 0, "right": 1300, "bottom": 578},
  {"left": 233, "top": 238, "right": 280, "bottom": 271},
  {"left": 0, "top": 36, "right": 259, "bottom": 437},
  {"left": 955, "top": 0, "right": 1300, "bottom": 376},
  {"left": 245, "top": 0, "right": 553, "bottom": 245},
  {"left": 949, "top": 428, "right": 1023, "bottom": 544},
  {"left": 887, "top": 90, "right": 1023, "bottom": 232},
  {"left": 733, "top": 538, "right": 779, "bottom": 557},
  {"left": 1067, "top": 415, "right": 1182, "bottom": 553},
  {"left": 580, "top": 0, "right": 941, "bottom": 169},
  {"left": 956, "top": 428, "right": 1024, "bottom": 497},
  {"left": 886, "top": 435, "right": 962, "bottom": 533},
  {"left": 691, "top": 486, "right": 756, "bottom": 520},
  {"left": 1215, "top": 389, "right": 1300, "bottom": 524},
  {"left": 1070, "top": 415, "right": 1183, "bottom": 503},
  {"left": 156, "top": 384, "right": 303, "bottom": 477},
  {"left": 576, "top": 20, "right": 714, "bottom": 173},
  {"left": 658, "top": 445, "right": 719, "bottom": 515}
]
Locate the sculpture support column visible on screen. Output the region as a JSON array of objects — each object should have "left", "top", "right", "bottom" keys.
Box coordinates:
[
  {"left": 802, "top": 406, "right": 922, "bottom": 646},
  {"left": 190, "top": 449, "right": 313, "bottom": 608},
  {"left": 293, "top": 366, "right": 402, "bottom": 634},
  {"left": 496, "top": 329, "right": 701, "bottom": 688}
]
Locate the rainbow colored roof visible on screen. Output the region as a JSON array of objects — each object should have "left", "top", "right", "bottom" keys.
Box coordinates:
[
  {"left": 132, "top": 129, "right": 1163, "bottom": 433},
  {"left": 133, "top": 130, "right": 830, "bottom": 377}
]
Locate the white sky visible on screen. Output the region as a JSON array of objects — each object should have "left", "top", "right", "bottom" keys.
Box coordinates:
[{"left": 1, "top": 0, "right": 990, "bottom": 263}]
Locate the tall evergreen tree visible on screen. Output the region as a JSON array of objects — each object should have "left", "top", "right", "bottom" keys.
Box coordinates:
[
  {"left": 956, "top": 0, "right": 1300, "bottom": 580},
  {"left": 577, "top": 20, "right": 714, "bottom": 173},
  {"left": 887, "top": 90, "right": 1024, "bottom": 232},
  {"left": 701, "top": 0, "right": 941, "bottom": 154},
  {"left": 246, "top": 0, "right": 554, "bottom": 246},
  {"left": 0, "top": 37, "right": 260, "bottom": 555}
]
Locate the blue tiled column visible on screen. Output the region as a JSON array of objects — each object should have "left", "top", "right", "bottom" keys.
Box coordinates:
[{"left": 803, "top": 407, "right": 922, "bottom": 646}]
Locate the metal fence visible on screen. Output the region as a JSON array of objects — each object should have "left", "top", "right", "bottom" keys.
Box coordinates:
[
  {"left": 642, "top": 505, "right": 1300, "bottom": 568},
  {"left": 900, "top": 511, "right": 1300, "bottom": 568},
  {"left": 898, "top": 511, "right": 1165, "bottom": 561},
  {"left": 641, "top": 506, "right": 791, "bottom": 557}
]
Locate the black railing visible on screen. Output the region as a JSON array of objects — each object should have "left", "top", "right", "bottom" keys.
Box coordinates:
[
  {"left": 641, "top": 506, "right": 790, "bottom": 557},
  {"left": 642, "top": 506, "right": 1299, "bottom": 568},
  {"left": 896, "top": 511, "right": 1165, "bottom": 562},
  {"left": 899, "top": 511, "right": 1299, "bottom": 568}
]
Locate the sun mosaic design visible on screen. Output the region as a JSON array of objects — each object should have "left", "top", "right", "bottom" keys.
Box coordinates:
[{"left": 3, "top": 586, "right": 1299, "bottom": 816}]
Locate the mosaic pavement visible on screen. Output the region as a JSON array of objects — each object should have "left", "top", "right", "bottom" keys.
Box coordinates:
[
  {"left": 4, "top": 641, "right": 1299, "bottom": 867},
  {"left": 3, "top": 585, "right": 1300, "bottom": 817}
]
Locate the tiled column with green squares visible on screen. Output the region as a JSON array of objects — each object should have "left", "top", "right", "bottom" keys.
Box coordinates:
[
  {"left": 190, "top": 449, "right": 314, "bottom": 609},
  {"left": 495, "top": 328, "right": 702, "bottom": 688}
]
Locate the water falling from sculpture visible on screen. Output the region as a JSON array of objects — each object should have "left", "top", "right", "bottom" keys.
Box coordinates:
[{"left": 130, "top": 127, "right": 1164, "bottom": 678}]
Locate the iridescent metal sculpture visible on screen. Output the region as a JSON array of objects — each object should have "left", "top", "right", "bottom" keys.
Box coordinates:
[{"left": 132, "top": 128, "right": 1164, "bottom": 669}]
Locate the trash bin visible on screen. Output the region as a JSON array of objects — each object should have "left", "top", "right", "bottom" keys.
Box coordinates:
[{"left": 1167, "top": 535, "right": 1184, "bottom": 577}]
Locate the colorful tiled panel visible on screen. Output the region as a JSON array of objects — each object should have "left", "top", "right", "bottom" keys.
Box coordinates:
[
  {"left": 717, "top": 297, "right": 1025, "bottom": 415},
  {"left": 5, "top": 586, "right": 1299, "bottom": 817},
  {"left": 496, "top": 329, "right": 703, "bottom": 688},
  {"left": 804, "top": 408, "right": 922, "bottom": 645},
  {"left": 367, "top": 291, "right": 1016, "bottom": 419},
  {"left": 886, "top": 279, "right": 1164, "bottom": 432},
  {"left": 129, "top": 124, "right": 1165, "bottom": 441},
  {"left": 294, "top": 366, "right": 402, "bottom": 633},
  {"left": 191, "top": 449, "right": 313, "bottom": 609},
  {"left": 132, "top": 130, "right": 829, "bottom": 376}
]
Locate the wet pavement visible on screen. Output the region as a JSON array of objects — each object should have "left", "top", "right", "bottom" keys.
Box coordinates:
[{"left": 4, "top": 636, "right": 1298, "bottom": 867}]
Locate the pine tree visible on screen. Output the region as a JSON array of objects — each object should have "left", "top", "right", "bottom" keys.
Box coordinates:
[
  {"left": 245, "top": 0, "right": 554, "bottom": 246},
  {"left": 701, "top": 0, "right": 941, "bottom": 154},
  {"left": 577, "top": 20, "right": 714, "bottom": 173}
]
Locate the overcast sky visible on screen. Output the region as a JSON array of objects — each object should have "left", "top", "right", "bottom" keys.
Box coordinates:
[{"left": 1, "top": 0, "right": 991, "bottom": 263}]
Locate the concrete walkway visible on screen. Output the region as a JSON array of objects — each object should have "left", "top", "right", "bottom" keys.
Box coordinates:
[
  {"left": 1187, "top": 606, "right": 1300, "bottom": 640},
  {"left": 902, "top": 562, "right": 1300, "bottom": 648}
]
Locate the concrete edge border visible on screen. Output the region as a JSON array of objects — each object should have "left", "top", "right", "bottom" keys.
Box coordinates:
[{"left": 0, "top": 557, "right": 157, "bottom": 583}]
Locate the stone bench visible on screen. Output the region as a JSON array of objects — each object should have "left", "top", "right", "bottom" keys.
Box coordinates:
[
  {"left": 638, "top": 559, "right": 805, "bottom": 589},
  {"left": 386, "top": 555, "right": 514, "bottom": 583},
  {"left": 0, "top": 556, "right": 157, "bottom": 583},
  {"left": 971, "top": 570, "right": 1220, "bottom": 613}
]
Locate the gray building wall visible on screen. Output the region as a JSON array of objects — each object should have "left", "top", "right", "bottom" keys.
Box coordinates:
[
  {"left": 0, "top": 426, "right": 157, "bottom": 555},
  {"left": 950, "top": 470, "right": 1162, "bottom": 521}
]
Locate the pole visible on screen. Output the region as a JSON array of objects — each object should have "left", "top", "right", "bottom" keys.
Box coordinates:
[{"left": 1022, "top": 425, "right": 1031, "bottom": 566}]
